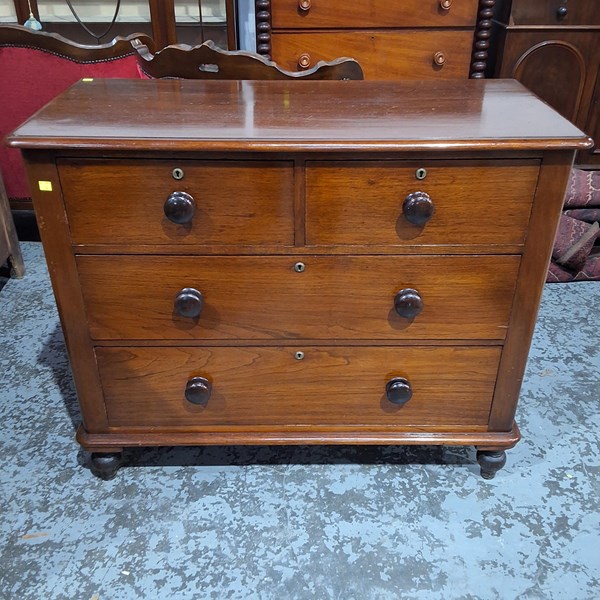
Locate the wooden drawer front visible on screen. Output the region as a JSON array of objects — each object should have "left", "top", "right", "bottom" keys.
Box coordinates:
[
  {"left": 270, "top": 31, "right": 474, "bottom": 80},
  {"left": 59, "top": 159, "right": 294, "bottom": 246},
  {"left": 77, "top": 255, "right": 519, "bottom": 341},
  {"left": 508, "top": 1, "right": 600, "bottom": 26},
  {"left": 270, "top": 0, "right": 479, "bottom": 29},
  {"left": 97, "top": 346, "right": 501, "bottom": 428},
  {"left": 306, "top": 161, "right": 539, "bottom": 246}
]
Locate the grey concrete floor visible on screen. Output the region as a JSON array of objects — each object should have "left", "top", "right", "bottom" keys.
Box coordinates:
[{"left": 0, "top": 242, "right": 599, "bottom": 600}]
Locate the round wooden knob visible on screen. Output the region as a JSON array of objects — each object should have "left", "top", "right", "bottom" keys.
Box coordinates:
[
  {"left": 556, "top": 6, "right": 568, "bottom": 18},
  {"left": 175, "top": 287, "right": 204, "bottom": 318},
  {"left": 402, "top": 191, "right": 435, "bottom": 226},
  {"left": 164, "top": 191, "right": 196, "bottom": 224},
  {"left": 298, "top": 53, "right": 311, "bottom": 69},
  {"left": 386, "top": 377, "right": 413, "bottom": 406},
  {"left": 298, "top": 0, "right": 311, "bottom": 11},
  {"left": 185, "top": 377, "right": 211, "bottom": 405},
  {"left": 394, "top": 288, "right": 423, "bottom": 319},
  {"left": 440, "top": 0, "right": 452, "bottom": 9},
  {"left": 433, "top": 51, "right": 446, "bottom": 66}
]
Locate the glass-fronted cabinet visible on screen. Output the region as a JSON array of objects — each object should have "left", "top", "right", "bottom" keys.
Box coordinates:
[{"left": 3, "top": 1, "right": 234, "bottom": 49}]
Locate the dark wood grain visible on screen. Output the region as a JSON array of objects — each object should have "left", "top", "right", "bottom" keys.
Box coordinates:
[
  {"left": 20, "top": 151, "right": 108, "bottom": 432},
  {"left": 0, "top": 23, "right": 155, "bottom": 60},
  {"left": 305, "top": 160, "right": 539, "bottom": 246},
  {"left": 270, "top": 30, "right": 474, "bottom": 80},
  {"left": 495, "top": 31, "right": 598, "bottom": 126},
  {"left": 77, "top": 425, "right": 521, "bottom": 451},
  {"left": 59, "top": 159, "right": 294, "bottom": 246},
  {"left": 7, "top": 79, "right": 591, "bottom": 153},
  {"left": 148, "top": 0, "right": 177, "bottom": 48},
  {"left": 490, "top": 1, "right": 600, "bottom": 165},
  {"left": 13, "top": 75, "right": 581, "bottom": 474},
  {"left": 133, "top": 38, "right": 364, "bottom": 80},
  {"left": 470, "top": 0, "right": 495, "bottom": 78},
  {"left": 13, "top": 0, "right": 38, "bottom": 24},
  {"left": 0, "top": 174, "right": 24, "bottom": 277},
  {"left": 76, "top": 255, "right": 520, "bottom": 341},
  {"left": 503, "top": 0, "right": 600, "bottom": 26},
  {"left": 489, "top": 151, "right": 574, "bottom": 431},
  {"left": 96, "top": 345, "right": 501, "bottom": 428},
  {"left": 269, "top": 0, "right": 480, "bottom": 28}
]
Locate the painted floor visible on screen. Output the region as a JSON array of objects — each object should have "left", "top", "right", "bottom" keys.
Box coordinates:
[{"left": 0, "top": 243, "right": 599, "bottom": 600}]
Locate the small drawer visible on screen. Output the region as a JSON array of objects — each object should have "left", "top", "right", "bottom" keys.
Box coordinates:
[
  {"left": 77, "top": 254, "right": 520, "bottom": 341},
  {"left": 97, "top": 345, "right": 501, "bottom": 428},
  {"left": 508, "top": 1, "right": 600, "bottom": 26},
  {"left": 270, "top": 0, "right": 479, "bottom": 29},
  {"left": 306, "top": 160, "right": 539, "bottom": 247},
  {"left": 58, "top": 159, "right": 294, "bottom": 246},
  {"left": 270, "top": 31, "right": 474, "bottom": 79}
]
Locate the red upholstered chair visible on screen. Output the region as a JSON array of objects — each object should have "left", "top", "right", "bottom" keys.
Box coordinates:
[{"left": 0, "top": 24, "right": 154, "bottom": 211}]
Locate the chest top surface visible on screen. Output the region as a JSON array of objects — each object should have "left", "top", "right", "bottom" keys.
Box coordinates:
[{"left": 7, "top": 78, "right": 591, "bottom": 153}]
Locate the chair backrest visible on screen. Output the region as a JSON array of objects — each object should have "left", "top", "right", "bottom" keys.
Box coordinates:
[
  {"left": 0, "top": 25, "right": 154, "bottom": 207},
  {"left": 133, "top": 39, "right": 364, "bottom": 81}
]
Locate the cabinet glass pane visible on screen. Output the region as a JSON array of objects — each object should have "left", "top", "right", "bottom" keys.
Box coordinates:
[
  {"left": 0, "top": 2, "right": 18, "bottom": 22},
  {"left": 33, "top": 1, "right": 152, "bottom": 43},
  {"left": 174, "top": 0, "right": 227, "bottom": 48}
]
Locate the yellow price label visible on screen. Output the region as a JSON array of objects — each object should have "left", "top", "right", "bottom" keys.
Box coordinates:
[{"left": 38, "top": 181, "right": 53, "bottom": 192}]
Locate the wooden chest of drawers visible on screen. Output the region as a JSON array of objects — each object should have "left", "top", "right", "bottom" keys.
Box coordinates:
[
  {"left": 255, "top": 0, "right": 494, "bottom": 79},
  {"left": 8, "top": 79, "right": 590, "bottom": 480}
]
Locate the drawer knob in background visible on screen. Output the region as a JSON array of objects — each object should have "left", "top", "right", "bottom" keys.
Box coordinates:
[
  {"left": 402, "top": 191, "right": 435, "bottom": 226},
  {"left": 298, "top": 0, "right": 311, "bottom": 11},
  {"left": 433, "top": 52, "right": 446, "bottom": 67},
  {"left": 386, "top": 377, "right": 413, "bottom": 406},
  {"left": 394, "top": 288, "right": 424, "bottom": 319},
  {"left": 164, "top": 191, "right": 196, "bottom": 224},
  {"left": 440, "top": 0, "right": 452, "bottom": 9},
  {"left": 298, "top": 53, "right": 311, "bottom": 69},
  {"left": 556, "top": 6, "right": 568, "bottom": 19},
  {"left": 185, "top": 377, "right": 212, "bottom": 405},
  {"left": 175, "top": 287, "right": 204, "bottom": 318}
]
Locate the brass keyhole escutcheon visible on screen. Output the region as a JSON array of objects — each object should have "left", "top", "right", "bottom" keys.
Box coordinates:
[
  {"left": 294, "top": 262, "right": 306, "bottom": 273},
  {"left": 295, "top": 351, "right": 305, "bottom": 360},
  {"left": 415, "top": 168, "right": 427, "bottom": 180},
  {"left": 172, "top": 167, "right": 185, "bottom": 180}
]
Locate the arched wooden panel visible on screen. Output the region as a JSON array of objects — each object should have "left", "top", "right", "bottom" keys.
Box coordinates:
[{"left": 512, "top": 40, "right": 586, "bottom": 122}]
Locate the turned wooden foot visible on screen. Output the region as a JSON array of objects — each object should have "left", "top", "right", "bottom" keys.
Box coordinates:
[
  {"left": 90, "top": 452, "right": 123, "bottom": 480},
  {"left": 476, "top": 450, "right": 507, "bottom": 480}
]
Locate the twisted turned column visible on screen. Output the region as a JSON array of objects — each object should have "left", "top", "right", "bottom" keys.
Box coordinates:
[
  {"left": 255, "top": 0, "right": 272, "bottom": 58},
  {"left": 470, "top": 0, "right": 495, "bottom": 78}
]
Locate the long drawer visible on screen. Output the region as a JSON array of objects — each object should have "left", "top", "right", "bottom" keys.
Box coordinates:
[
  {"left": 77, "top": 255, "right": 520, "bottom": 341},
  {"left": 59, "top": 159, "right": 295, "bottom": 246},
  {"left": 306, "top": 160, "right": 539, "bottom": 247},
  {"left": 270, "top": 31, "right": 474, "bottom": 79},
  {"left": 270, "top": 0, "right": 480, "bottom": 29},
  {"left": 96, "top": 345, "right": 501, "bottom": 428},
  {"left": 507, "top": 0, "right": 600, "bottom": 26}
]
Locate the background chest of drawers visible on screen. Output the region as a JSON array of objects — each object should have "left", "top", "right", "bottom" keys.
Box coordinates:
[
  {"left": 255, "top": 0, "right": 495, "bottom": 79},
  {"left": 9, "top": 78, "right": 590, "bottom": 480},
  {"left": 490, "top": 0, "right": 600, "bottom": 166}
]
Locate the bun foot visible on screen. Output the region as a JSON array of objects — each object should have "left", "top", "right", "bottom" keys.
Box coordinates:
[
  {"left": 91, "top": 452, "right": 123, "bottom": 480},
  {"left": 476, "top": 450, "right": 506, "bottom": 480}
]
